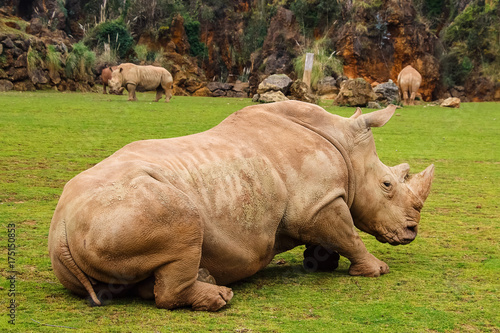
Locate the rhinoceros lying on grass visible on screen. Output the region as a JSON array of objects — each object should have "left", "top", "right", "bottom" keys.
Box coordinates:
[
  {"left": 48, "top": 101, "right": 434, "bottom": 311},
  {"left": 108, "top": 63, "right": 173, "bottom": 102}
]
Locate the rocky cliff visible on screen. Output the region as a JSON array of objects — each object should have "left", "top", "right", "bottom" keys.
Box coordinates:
[
  {"left": 332, "top": 0, "right": 440, "bottom": 100},
  {"left": 1, "top": 0, "right": 499, "bottom": 101}
]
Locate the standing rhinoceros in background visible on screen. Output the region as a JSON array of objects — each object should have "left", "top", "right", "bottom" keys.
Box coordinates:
[
  {"left": 48, "top": 101, "right": 434, "bottom": 311},
  {"left": 101, "top": 66, "right": 123, "bottom": 95},
  {"left": 108, "top": 63, "right": 173, "bottom": 102},
  {"left": 397, "top": 65, "right": 422, "bottom": 105}
]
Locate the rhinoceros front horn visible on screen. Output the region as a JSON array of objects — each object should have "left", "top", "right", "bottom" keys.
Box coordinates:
[{"left": 408, "top": 164, "right": 435, "bottom": 203}]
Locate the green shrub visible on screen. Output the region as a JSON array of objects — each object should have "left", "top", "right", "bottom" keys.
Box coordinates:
[
  {"left": 241, "top": 12, "right": 268, "bottom": 61},
  {"left": 147, "top": 49, "right": 163, "bottom": 63},
  {"left": 66, "top": 42, "right": 96, "bottom": 80},
  {"left": 27, "top": 46, "right": 44, "bottom": 75},
  {"left": 443, "top": 0, "right": 500, "bottom": 82},
  {"left": 293, "top": 37, "right": 343, "bottom": 88},
  {"left": 185, "top": 20, "right": 208, "bottom": 59},
  {"left": 441, "top": 52, "right": 473, "bottom": 88},
  {"left": 84, "top": 20, "right": 134, "bottom": 59},
  {"left": 291, "top": 0, "right": 341, "bottom": 36},
  {"left": 45, "top": 45, "right": 62, "bottom": 74},
  {"left": 95, "top": 47, "right": 119, "bottom": 69},
  {"left": 134, "top": 44, "right": 148, "bottom": 63}
]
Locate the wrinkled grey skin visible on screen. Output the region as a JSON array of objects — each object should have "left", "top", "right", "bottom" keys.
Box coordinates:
[{"left": 48, "top": 101, "right": 434, "bottom": 311}]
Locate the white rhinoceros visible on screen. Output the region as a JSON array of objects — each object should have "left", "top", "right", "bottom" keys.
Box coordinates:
[
  {"left": 397, "top": 65, "right": 422, "bottom": 106},
  {"left": 48, "top": 101, "right": 434, "bottom": 311},
  {"left": 108, "top": 63, "right": 173, "bottom": 102}
]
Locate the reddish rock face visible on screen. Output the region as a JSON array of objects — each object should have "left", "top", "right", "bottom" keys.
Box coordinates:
[
  {"left": 169, "top": 14, "right": 190, "bottom": 55},
  {"left": 260, "top": 7, "right": 302, "bottom": 74},
  {"left": 333, "top": 0, "right": 440, "bottom": 101}
]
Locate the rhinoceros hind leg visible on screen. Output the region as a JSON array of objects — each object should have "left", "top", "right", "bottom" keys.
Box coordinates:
[
  {"left": 303, "top": 245, "right": 340, "bottom": 272},
  {"left": 154, "top": 87, "right": 163, "bottom": 102},
  {"left": 154, "top": 260, "right": 233, "bottom": 311},
  {"left": 410, "top": 91, "right": 417, "bottom": 105},
  {"left": 135, "top": 268, "right": 217, "bottom": 301},
  {"left": 403, "top": 91, "right": 409, "bottom": 105}
]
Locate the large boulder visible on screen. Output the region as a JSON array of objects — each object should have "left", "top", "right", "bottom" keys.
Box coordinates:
[
  {"left": 205, "top": 81, "right": 249, "bottom": 98},
  {"left": 0, "top": 79, "right": 14, "bottom": 91},
  {"left": 289, "top": 80, "right": 316, "bottom": 103},
  {"left": 373, "top": 80, "right": 399, "bottom": 105},
  {"left": 7, "top": 67, "right": 29, "bottom": 81},
  {"left": 207, "top": 82, "right": 232, "bottom": 92},
  {"left": 257, "top": 74, "right": 293, "bottom": 95},
  {"left": 255, "top": 91, "right": 289, "bottom": 103},
  {"left": 30, "top": 68, "right": 49, "bottom": 85},
  {"left": 315, "top": 76, "right": 338, "bottom": 99},
  {"left": 13, "top": 80, "right": 36, "bottom": 91},
  {"left": 231, "top": 81, "right": 250, "bottom": 98},
  {"left": 334, "top": 78, "right": 377, "bottom": 107},
  {"left": 441, "top": 97, "right": 460, "bottom": 108}
]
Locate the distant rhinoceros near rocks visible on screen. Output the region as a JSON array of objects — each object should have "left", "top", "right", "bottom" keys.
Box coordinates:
[
  {"left": 48, "top": 101, "right": 434, "bottom": 311},
  {"left": 101, "top": 66, "right": 123, "bottom": 95},
  {"left": 397, "top": 65, "right": 422, "bottom": 105},
  {"left": 108, "top": 63, "right": 173, "bottom": 102}
]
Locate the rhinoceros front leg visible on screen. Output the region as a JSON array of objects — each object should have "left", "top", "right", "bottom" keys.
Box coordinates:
[
  {"left": 308, "top": 198, "right": 389, "bottom": 277},
  {"left": 126, "top": 83, "right": 138, "bottom": 101}
]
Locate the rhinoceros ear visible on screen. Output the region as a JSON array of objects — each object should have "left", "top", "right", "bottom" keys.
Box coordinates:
[
  {"left": 350, "top": 107, "right": 362, "bottom": 119},
  {"left": 359, "top": 104, "right": 397, "bottom": 128}
]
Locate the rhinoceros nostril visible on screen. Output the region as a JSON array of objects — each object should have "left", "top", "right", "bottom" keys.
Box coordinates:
[{"left": 407, "top": 225, "right": 416, "bottom": 233}]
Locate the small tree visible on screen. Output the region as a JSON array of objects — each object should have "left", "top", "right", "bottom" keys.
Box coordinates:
[{"left": 84, "top": 20, "right": 134, "bottom": 59}]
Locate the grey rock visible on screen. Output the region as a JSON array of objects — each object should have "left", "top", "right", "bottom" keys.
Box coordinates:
[
  {"left": 334, "top": 78, "right": 377, "bottom": 107},
  {"left": 257, "top": 74, "right": 293, "bottom": 95},
  {"left": 0, "top": 79, "right": 13, "bottom": 91},
  {"left": 373, "top": 79, "right": 399, "bottom": 105},
  {"left": 258, "top": 91, "right": 289, "bottom": 103}
]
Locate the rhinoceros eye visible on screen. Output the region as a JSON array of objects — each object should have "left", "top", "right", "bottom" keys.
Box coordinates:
[{"left": 383, "top": 181, "right": 392, "bottom": 188}]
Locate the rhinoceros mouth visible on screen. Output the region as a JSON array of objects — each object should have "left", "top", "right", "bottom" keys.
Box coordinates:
[{"left": 376, "top": 231, "right": 415, "bottom": 246}]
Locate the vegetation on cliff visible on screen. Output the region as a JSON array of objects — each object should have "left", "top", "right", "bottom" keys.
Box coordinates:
[{"left": 1, "top": 0, "right": 499, "bottom": 99}]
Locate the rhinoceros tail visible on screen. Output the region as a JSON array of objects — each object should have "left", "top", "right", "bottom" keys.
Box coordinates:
[{"left": 57, "top": 220, "right": 101, "bottom": 306}]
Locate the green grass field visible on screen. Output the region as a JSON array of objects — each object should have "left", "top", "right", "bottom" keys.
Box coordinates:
[{"left": 0, "top": 91, "right": 498, "bottom": 332}]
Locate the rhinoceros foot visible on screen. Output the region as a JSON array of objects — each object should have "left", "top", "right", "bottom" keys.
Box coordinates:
[
  {"left": 189, "top": 282, "right": 234, "bottom": 312},
  {"left": 303, "top": 245, "right": 340, "bottom": 272},
  {"left": 197, "top": 268, "right": 217, "bottom": 284},
  {"left": 348, "top": 254, "right": 389, "bottom": 277},
  {"left": 131, "top": 268, "right": 218, "bottom": 303}
]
